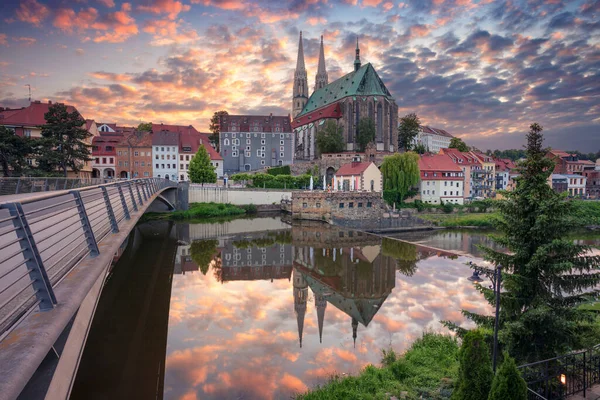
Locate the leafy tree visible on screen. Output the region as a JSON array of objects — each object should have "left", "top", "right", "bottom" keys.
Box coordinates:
[
  {"left": 452, "top": 329, "right": 493, "bottom": 400},
  {"left": 188, "top": 145, "right": 216, "bottom": 185},
  {"left": 398, "top": 113, "right": 420, "bottom": 151},
  {"left": 190, "top": 239, "right": 218, "bottom": 275},
  {"left": 487, "top": 353, "right": 527, "bottom": 400},
  {"left": 380, "top": 152, "right": 420, "bottom": 203},
  {"left": 316, "top": 120, "right": 344, "bottom": 153},
  {"left": 0, "top": 126, "right": 36, "bottom": 177},
  {"left": 449, "top": 137, "right": 469, "bottom": 152},
  {"left": 356, "top": 117, "right": 375, "bottom": 152},
  {"left": 137, "top": 122, "right": 152, "bottom": 132},
  {"left": 38, "top": 103, "right": 93, "bottom": 177},
  {"left": 209, "top": 110, "right": 228, "bottom": 151},
  {"left": 413, "top": 143, "right": 427, "bottom": 154},
  {"left": 460, "top": 123, "right": 600, "bottom": 363}
]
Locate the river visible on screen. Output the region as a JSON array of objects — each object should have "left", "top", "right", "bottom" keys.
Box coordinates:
[{"left": 70, "top": 216, "right": 600, "bottom": 400}]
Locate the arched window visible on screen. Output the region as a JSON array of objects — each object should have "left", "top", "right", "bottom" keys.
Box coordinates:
[
  {"left": 371, "top": 180, "right": 375, "bottom": 191},
  {"left": 354, "top": 102, "right": 360, "bottom": 143},
  {"left": 377, "top": 103, "right": 383, "bottom": 142},
  {"left": 389, "top": 107, "right": 393, "bottom": 145},
  {"left": 224, "top": 138, "right": 230, "bottom": 146},
  {"left": 368, "top": 102, "right": 374, "bottom": 121}
]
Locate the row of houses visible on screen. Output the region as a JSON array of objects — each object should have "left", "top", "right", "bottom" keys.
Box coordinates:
[{"left": 547, "top": 150, "right": 600, "bottom": 198}]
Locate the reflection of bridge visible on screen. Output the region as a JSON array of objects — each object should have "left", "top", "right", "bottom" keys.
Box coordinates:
[{"left": 0, "top": 178, "right": 177, "bottom": 400}]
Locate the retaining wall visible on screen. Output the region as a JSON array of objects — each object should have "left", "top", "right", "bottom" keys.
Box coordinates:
[{"left": 188, "top": 187, "right": 295, "bottom": 205}]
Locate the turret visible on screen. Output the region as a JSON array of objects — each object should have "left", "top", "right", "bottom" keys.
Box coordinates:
[
  {"left": 354, "top": 36, "right": 361, "bottom": 72},
  {"left": 314, "top": 35, "right": 328, "bottom": 91},
  {"left": 292, "top": 31, "right": 309, "bottom": 118}
]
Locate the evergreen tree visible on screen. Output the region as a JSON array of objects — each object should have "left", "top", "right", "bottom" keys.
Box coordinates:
[
  {"left": 398, "top": 113, "right": 421, "bottom": 151},
  {"left": 189, "top": 145, "right": 216, "bottom": 185},
  {"left": 452, "top": 329, "right": 493, "bottom": 400},
  {"left": 460, "top": 123, "right": 600, "bottom": 363},
  {"left": 0, "top": 126, "right": 36, "bottom": 177},
  {"left": 380, "top": 152, "right": 420, "bottom": 203},
  {"left": 38, "top": 103, "right": 93, "bottom": 177},
  {"left": 209, "top": 110, "right": 228, "bottom": 152},
  {"left": 137, "top": 122, "right": 152, "bottom": 132},
  {"left": 487, "top": 354, "right": 527, "bottom": 400},
  {"left": 449, "top": 137, "right": 470, "bottom": 152},
  {"left": 356, "top": 117, "right": 375, "bottom": 151},
  {"left": 316, "top": 120, "right": 344, "bottom": 153}
]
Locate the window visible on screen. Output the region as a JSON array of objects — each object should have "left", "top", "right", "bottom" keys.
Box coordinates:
[
  {"left": 232, "top": 151, "right": 238, "bottom": 157},
  {"left": 110, "top": 158, "right": 114, "bottom": 164},
  {"left": 444, "top": 181, "right": 447, "bottom": 186},
  {"left": 141, "top": 162, "right": 145, "bottom": 167},
  {"left": 161, "top": 155, "right": 165, "bottom": 160},
  {"left": 261, "top": 139, "right": 265, "bottom": 145},
  {"left": 180, "top": 155, "right": 183, "bottom": 161},
  {"left": 303, "top": 203, "right": 308, "bottom": 208},
  {"left": 162, "top": 164, "right": 165, "bottom": 168},
  {"left": 224, "top": 139, "right": 230, "bottom": 146},
  {"left": 134, "top": 151, "right": 139, "bottom": 156},
  {"left": 261, "top": 160, "right": 265, "bottom": 165},
  {"left": 24, "top": 129, "right": 31, "bottom": 138},
  {"left": 370, "top": 180, "right": 374, "bottom": 191},
  {"left": 367, "top": 202, "right": 372, "bottom": 208},
  {"left": 144, "top": 172, "right": 149, "bottom": 177},
  {"left": 186, "top": 164, "right": 189, "bottom": 170},
  {"left": 316, "top": 203, "right": 321, "bottom": 208},
  {"left": 95, "top": 158, "right": 100, "bottom": 164},
  {"left": 247, "top": 139, "right": 251, "bottom": 145},
  {"left": 134, "top": 161, "right": 139, "bottom": 166},
  {"left": 245, "top": 151, "right": 251, "bottom": 157},
  {"left": 261, "top": 133, "right": 265, "bottom": 138},
  {"left": 339, "top": 203, "right": 344, "bottom": 208},
  {"left": 156, "top": 164, "right": 159, "bottom": 168},
  {"left": 102, "top": 157, "right": 107, "bottom": 164},
  {"left": 358, "top": 202, "right": 363, "bottom": 207},
  {"left": 186, "top": 155, "right": 190, "bottom": 161},
  {"left": 180, "top": 164, "right": 184, "bottom": 169},
  {"left": 444, "top": 191, "right": 447, "bottom": 195},
  {"left": 124, "top": 161, "right": 128, "bottom": 167},
  {"left": 155, "top": 155, "right": 159, "bottom": 159},
  {"left": 161, "top": 147, "right": 164, "bottom": 151},
  {"left": 280, "top": 140, "right": 284, "bottom": 145},
  {"left": 280, "top": 152, "right": 284, "bottom": 158},
  {"left": 349, "top": 202, "right": 354, "bottom": 208},
  {"left": 118, "top": 151, "right": 122, "bottom": 156}
]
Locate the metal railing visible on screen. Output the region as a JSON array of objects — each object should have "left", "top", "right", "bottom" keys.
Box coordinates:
[
  {"left": 518, "top": 345, "right": 600, "bottom": 400},
  {"left": 0, "top": 178, "right": 176, "bottom": 338},
  {"left": 0, "top": 177, "right": 118, "bottom": 196}
]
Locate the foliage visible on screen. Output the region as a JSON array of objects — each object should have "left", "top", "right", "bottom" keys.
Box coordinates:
[
  {"left": 451, "top": 329, "right": 493, "bottom": 400},
  {"left": 357, "top": 117, "right": 376, "bottom": 152},
  {"left": 239, "top": 204, "right": 257, "bottom": 214},
  {"left": 136, "top": 122, "right": 152, "bottom": 132},
  {"left": 398, "top": 113, "right": 421, "bottom": 151},
  {"left": 38, "top": 103, "right": 93, "bottom": 177},
  {"left": 0, "top": 126, "right": 36, "bottom": 177},
  {"left": 298, "top": 332, "right": 459, "bottom": 400},
  {"left": 441, "top": 201, "right": 454, "bottom": 214},
  {"left": 413, "top": 143, "right": 428, "bottom": 154},
  {"left": 458, "top": 123, "right": 600, "bottom": 364},
  {"left": 380, "top": 152, "right": 420, "bottom": 204},
  {"left": 189, "top": 145, "right": 216, "bottom": 184},
  {"left": 170, "top": 202, "right": 245, "bottom": 220},
  {"left": 316, "top": 120, "right": 345, "bottom": 154},
  {"left": 232, "top": 231, "right": 292, "bottom": 249},
  {"left": 489, "top": 149, "right": 527, "bottom": 161},
  {"left": 231, "top": 172, "right": 310, "bottom": 189},
  {"left": 381, "top": 238, "right": 418, "bottom": 276},
  {"left": 267, "top": 165, "right": 291, "bottom": 176},
  {"left": 190, "top": 239, "right": 218, "bottom": 275},
  {"left": 420, "top": 213, "right": 498, "bottom": 228},
  {"left": 449, "top": 137, "right": 470, "bottom": 152},
  {"left": 487, "top": 354, "right": 527, "bottom": 400},
  {"left": 569, "top": 200, "right": 600, "bottom": 226},
  {"left": 209, "top": 110, "right": 228, "bottom": 151}
]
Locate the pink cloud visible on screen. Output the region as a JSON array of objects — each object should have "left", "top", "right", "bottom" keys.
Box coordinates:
[
  {"left": 307, "top": 16, "right": 327, "bottom": 26},
  {"left": 53, "top": 7, "right": 99, "bottom": 33},
  {"left": 382, "top": 1, "right": 394, "bottom": 11},
  {"left": 362, "top": 0, "right": 383, "bottom": 6},
  {"left": 96, "top": 0, "right": 115, "bottom": 7},
  {"left": 137, "top": 0, "right": 191, "bottom": 20},
  {"left": 0, "top": 34, "right": 7, "bottom": 46},
  {"left": 15, "top": 0, "right": 50, "bottom": 27},
  {"left": 12, "top": 36, "right": 37, "bottom": 45}
]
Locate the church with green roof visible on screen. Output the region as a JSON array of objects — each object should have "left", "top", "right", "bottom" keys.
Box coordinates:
[{"left": 291, "top": 33, "right": 398, "bottom": 160}]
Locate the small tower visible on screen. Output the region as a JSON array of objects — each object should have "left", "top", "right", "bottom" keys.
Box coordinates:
[
  {"left": 292, "top": 31, "right": 309, "bottom": 118},
  {"left": 354, "top": 36, "right": 361, "bottom": 72},
  {"left": 293, "top": 268, "right": 308, "bottom": 348},
  {"left": 314, "top": 35, "right": 328, "bottom": 91},
  {"left": 315, "top": 293, "right": 327, "bottom": 343}
]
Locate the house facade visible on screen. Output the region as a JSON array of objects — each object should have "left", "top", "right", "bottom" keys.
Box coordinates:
[
  {"left": 471, "top": 152, "right": 496, "bottom": 198},
  {"left": 440, "top": 148, "right": 483, "bottom": 200},
  {"left": 152, "top": 130, "right": 179, "bottom": 180},
  {"left": 116, "top": 132, "right": 153, "bottom": 179},
  {"left": 413, "top": 126, "right": 453, "bottom": 153},
  {"left": 332, "top": 161, "right": 382, "bottom": 192},
  {"left": 179, "top": 130, "right": 224, "bottom": 180},
  {"left": 418, "top": 154, "right": 465, "bottom": 205}
]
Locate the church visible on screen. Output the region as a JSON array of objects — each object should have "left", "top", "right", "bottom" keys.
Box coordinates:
[{"left": 291, "top": 32, "right": 399, "bottom": 161}]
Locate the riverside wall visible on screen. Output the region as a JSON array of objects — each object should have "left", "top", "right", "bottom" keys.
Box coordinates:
[{"left": 188, "top": 186, "right": 295, "bottom": 205}]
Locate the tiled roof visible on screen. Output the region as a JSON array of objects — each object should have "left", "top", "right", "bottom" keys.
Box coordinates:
[
  {"left": 335, "top": 161, "right": 373, "bottom": 176},
  {"left": 152, "top": 130, "right": 179, "bottom": 146},
  {"left": 440, "top": 148, "right": 482, "bottom": 166},
  {"left": 296, "top": 63, "right": 394, "bottom": 118},
  {"left": 421, "top": 126, "right": 453, "bottom": 138},
  {"left": 495, "top": 158, "right": 516, "bottom": 172},
  {"left": 220, "top": 114, "right": 291, "bottom": 133},
  {"left": 419, "top": 154, "right": 463, "bottom": 173},
  {"left": 117, "top": 131, "right": 152, "bottom": 147},
  {"left": 0, "top": 101, "right": 80, "bottom": 126},
  {"left": 179, "top": 130, "right": 223, "bottom": 160}
]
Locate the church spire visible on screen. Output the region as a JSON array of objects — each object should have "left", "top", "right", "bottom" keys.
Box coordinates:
[
  {"left": 296, "top": 31, "right": 306, "bottom": 71},
  {"left": 352, "top": 318, "right": 358, "bottom": 348},
  {"left": 292, "top": 31, "right": 309, "bottom": 118},
  {"left": 293, "top": 268, "right": 308, "bottom": 348},
  {"left": 354, "top": 36, "right": 361, "bottom": 72},
  {"left": 316, "top": 294, "right": 327, "bottom": 343},
  {"left": 314, "top": 35, "right": 328, "bottom": 91}
]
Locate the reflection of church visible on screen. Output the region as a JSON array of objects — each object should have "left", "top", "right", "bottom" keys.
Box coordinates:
[{"left": 292, "top": 242, "right": 396, "bottom": 348}]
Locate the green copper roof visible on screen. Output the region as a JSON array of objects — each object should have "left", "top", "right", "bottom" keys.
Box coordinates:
[{"left": 297, "top": 63, "right": 393, "bottom": 117}]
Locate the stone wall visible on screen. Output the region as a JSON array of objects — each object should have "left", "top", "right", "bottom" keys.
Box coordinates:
[
  {"left": 291, "top": 191, "right": 383, "bottom": 223},
  {"left": 189, "top": 186, "right": 295, "bottom": 205}
]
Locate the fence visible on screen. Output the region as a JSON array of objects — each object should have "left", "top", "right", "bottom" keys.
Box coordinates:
[
  {"left": 0, "top": 178, "right": 175, "bottom": 338},
  {"left": 0, "top": 177, "right": 117, "bottom": 196},
  {"left": 519, "top": 344, "right": 600, "bottom": 399}
]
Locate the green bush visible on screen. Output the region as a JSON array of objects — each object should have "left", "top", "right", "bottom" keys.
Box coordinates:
[
  {"left": 170, "top": 202, "right": 246, "bottom": 219},
  {"left": 442, "top": 201, "right": 454, "bottom": 214},
  {"left": 240, "top": 204, "right": 257, "bottom": 214},
  {"left": 452, "top": 329, "right": 493, "bottom": 400},
  {"left": 267, "top": 165, "right": 291, "bottom": 176},
  {"left": 487, "top": 354, "right": 527, "bottom": 400}
]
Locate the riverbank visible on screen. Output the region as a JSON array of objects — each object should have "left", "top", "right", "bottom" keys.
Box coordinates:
[
  {"left": 141, "top": 202, "right": 255, "bottom": 222},
  {"left": 297, "top": 332, "right": 458, "bottom": 399}
]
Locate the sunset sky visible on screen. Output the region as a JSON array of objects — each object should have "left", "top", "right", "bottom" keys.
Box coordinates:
[{"left": 0, "top": 0, "right": 598, "bottom": 151}]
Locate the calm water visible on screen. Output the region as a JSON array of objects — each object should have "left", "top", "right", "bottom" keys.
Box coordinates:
[{"left": 78, "top": 217, "right": 600, "bottom": 399}]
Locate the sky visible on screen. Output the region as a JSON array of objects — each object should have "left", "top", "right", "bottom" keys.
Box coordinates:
[{"left": 0, "top": 0, "right": 598, "bottom": 151}]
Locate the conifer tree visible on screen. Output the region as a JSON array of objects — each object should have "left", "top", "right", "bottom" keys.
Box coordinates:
[
  {"left": 0, "top": 126, "right": 35, "bottom": 177},
  {"left": 452, "top": 329, "right": 493, "bottom": 400},
  {"left": 488, "top": 354, "right": 527, "bottom": 400},
  {"left": 460, "top": 123, "right": 600, "bottom": 363},
  {"left": 189, "top": 145, "right": 216, "bottom": 185}
]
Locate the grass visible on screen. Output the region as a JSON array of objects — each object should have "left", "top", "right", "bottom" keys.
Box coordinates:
[
  {"left": 420, "top": 213, "right": 498, "bottom": 228},
  {"left": 161, "top": 202, "right": 247, "bottom": 220},
  {"left": 297, "top": 333, "right": 459, "bottom": 400}
]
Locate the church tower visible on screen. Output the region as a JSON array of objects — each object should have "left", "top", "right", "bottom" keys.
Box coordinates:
[
  {"left": 293, "top": 268, "right": 308, "bottom": 348},
  {"left": 315, "top": 293, "right": 327, "bottom": 343},
  {"left": 292, "top": 31, "right": 309, "bottom": 118},
  {"left": 314, "top": 35, "right": 328, "bottom": 91},
  {"left": 354, "top": 36, "right": 361, "bottom": 72}
]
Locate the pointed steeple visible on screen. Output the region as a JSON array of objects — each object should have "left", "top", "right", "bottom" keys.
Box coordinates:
[
  {"left": 314, "top": 35, "right": 328, "bottom": 91},
  {"left": 296, "top": 31, "right": 306, "bottom": 71},
  {"left": 292, "top": 31, "right": 309, "bottom": 118},
  {"left": 316, "top": 294, "right": 327, "bottom": 343},
  {"left": 293, "top": 268, "right": 308, "bottom": 348},
  {"left": 354, "top": 36, "right": 361, "bottom": 72},
  {"left": 297, "top": 307, "right": 305, "bottom": 348},
  {"left": 352, "top": 318, "right": 358, "bottom": 348}
]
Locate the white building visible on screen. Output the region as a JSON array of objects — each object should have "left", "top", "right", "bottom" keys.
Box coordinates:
[
  {"left": 413, "top": 126, "right": 453, "bottom": 153},
  {"left": 179, "top": 131, "right": 224, "bottom": 181},
  {"left": 152, "top": 130, "right": 179, "bottom": 181},
  {"left": 418, "top": 153, "right": 465, "bottom": 205},
  {"left": 333, "top": 161, "right": 382, "bottom": 192},
  {"left": 553, "top": 174, "right": 587, "bottom": 197}
]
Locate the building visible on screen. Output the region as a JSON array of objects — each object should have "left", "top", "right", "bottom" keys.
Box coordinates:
[
  {"left": 115, "top": 132, "right": 153, "bottom": 179},
  {"left": 547, "top": 150, "right": 590, "bottom": 175},
  {"left": 551, "top": 174, "right": 568, "bottom": 194},
  {"left": 332, "top": 161, "right": 382, "bottom": 192},
  {"left": 219, "top": 114, "right": 294, "bottom": 174},
  {"left": 291, "top": 34, "right": 398, "bottom": 159},
  {"left": 418, "top": 153, "right": 465, "bottom": 205},
  {"left": 152, "top": 130, "right": 179, "bottom": 180},
  {"left": 440, "top": 148, "right": 483, "bottom": 200},
  {"left": 91, "top": 130, "right": 123, "bottom": 179},
  {"left": 413, "top": 126, "right": 453, "bottom": 153},
  {"left": 494, "top": 158, "right": 516, "bottom": 191},
  {"left": 584, "top": 170, "right": 600, "bottom": 199},
  {"left": 179, "top": 130, "right": 223, "bottom": 180},
  {"left": 471, "top": 152, "right": 496, "bottom": 198},
  {"left": 551, "top": 174, "right": 587, "bottom": 197},
  {"left": 0, "top": 100, "right": 97, "bottom": 178}
]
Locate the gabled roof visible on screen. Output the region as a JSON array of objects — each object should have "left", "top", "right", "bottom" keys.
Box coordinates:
[
  {"left": 440, "top": 148, "right": 482, "bottom": 167},
  {"left": 419, "top": 154, "right": 463, "bottom": 173},
  {"left": 335, "top": 161, "right": 373, "bottom": 176},
  {"left": 152, "top": 130, "right": 179, "bottom": 146},
  {"left": 421, "top": 126, "right": 453, "bottom": 138},
  {"left": 117, "top": 131, "right": 152, "bottom": 148},
  {"left": 179, "top": 130, "right": 223, "bottom": 160},
  {"left": 0, "top": 101, "right": 80, "bottom": 126},
  {"left": 220, "top": 114, "right": 291, "bottom": 133},
  {"left": 296, "top": 63, "right": 393, "bottom": 118}
]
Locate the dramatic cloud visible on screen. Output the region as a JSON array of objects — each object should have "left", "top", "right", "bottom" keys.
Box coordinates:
[{"left": 15, "top": 0, "right": 50, "bottom": 27}]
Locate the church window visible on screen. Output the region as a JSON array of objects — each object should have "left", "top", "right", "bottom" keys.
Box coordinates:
[{"left": 377, "top": 103, "right": 383, "bottom": 142}]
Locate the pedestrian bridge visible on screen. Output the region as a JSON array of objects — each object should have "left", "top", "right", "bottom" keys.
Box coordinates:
[{"left": 0, "top": 178, "right": 177, "bottom": 400}]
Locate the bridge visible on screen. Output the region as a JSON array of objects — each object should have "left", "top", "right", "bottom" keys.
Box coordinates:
[{"left": 0, "top": 178, "right": 178, "bottom": 400}]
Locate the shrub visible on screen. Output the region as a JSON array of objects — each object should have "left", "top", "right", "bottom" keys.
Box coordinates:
[
  {"left": 452, "top": 329, "right": 493, "bottom": 400},
  {"left": 487, "top": 354, "right": 527, "bottom": 400},
  {"left": 267, "top": 165, "right": 291, "bottom": 176},
  {"left": 442, "top": 201, "right": 454, "bottom": 214},
  {"left": 240, "top": 204, "right": 257, "bottom": 214}
]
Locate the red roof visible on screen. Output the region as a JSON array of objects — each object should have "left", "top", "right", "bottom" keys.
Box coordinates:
[
  {"left": 440, "top": 148, "right": 482, "bottom": 167},
  {"left": 419, "top": 154, "right": 463, "bottom": 180},
  {"left": 221, "top": 114, "right": 292, "bottom": 132},
  {"left": 335, "top": 161, "right": 373, "bottom": 176},
  {"left": 0, "top": 101, "right": 80, "bottom": 126},
  {"left": 291, "top": 103, "right": 342, "bottom": 129},
  {"left": 421, "top": 125, "right": 453, "bottom": 138},
  {"left": 179, "top": 130, "right": 223, "bottom": 160}
]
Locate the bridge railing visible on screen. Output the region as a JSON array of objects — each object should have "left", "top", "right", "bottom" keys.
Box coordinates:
[
  {"left": 0, "top": 178, "right": 176, "bottom": 338},
  {"left": 0, "top": 177, "right": 121, "bottom": 196}
]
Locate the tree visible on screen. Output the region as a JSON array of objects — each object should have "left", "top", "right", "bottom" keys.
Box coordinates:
[
  {"left": 316, "top": 120, "right": 344, "bottom": 153},
  {"left": 38, "top": 103, "right": 93, "bottom": 177},
  {"left": 487, "top": 354, "right": 527, "bottom": 400},
  {"left": 190, "top": 239, "right": 218, "bottom": 275},
  {"left": 460, "top": 123, "right": 600, "bottom": 363},
  {"left": 398, "top": 113, "right": 420, "bottom": 151},
  {"left": 449, "top": 137, "right": 469, "bottom": 152},
  {"left": 452, "top": 329, "right": 493, "bottom": 400},
  {"left": 0, "top": 126, "right": 35, "bottom": 177},
  {"left": 356, "top": 117, "right": 375, "bottom": 152},
  {"left": 209, "top": 110, "right": 228, "bottom": 152},
  {"left": 413, "top": 143, "right": 427, "bottom": 154},
  {"left": 189, "top": 145, "right": 216, "bottom": 185},
  {"left": 380, "top": 152, "right": 420, "bottom": 203},
  {"left": 137, "top": 122, "right": 152, "bottom": 132}
]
